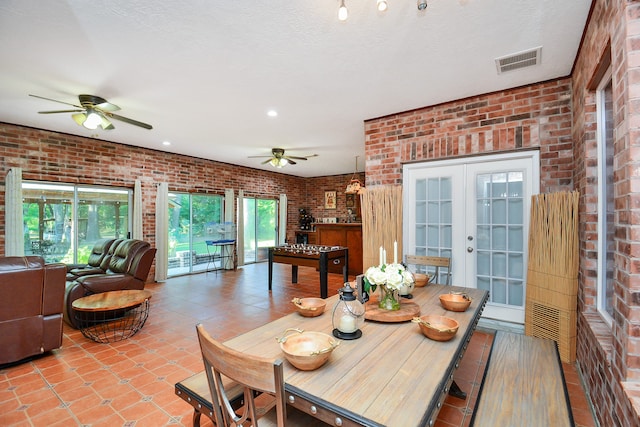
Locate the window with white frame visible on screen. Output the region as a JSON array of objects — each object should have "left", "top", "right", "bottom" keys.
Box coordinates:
[{"left": 596, "top": 67, "right": 614, "bottom": 325}]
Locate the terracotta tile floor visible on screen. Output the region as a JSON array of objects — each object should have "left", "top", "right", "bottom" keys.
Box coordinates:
[{"left": 0, "top": 263, "right": 596, "bottom": 426}]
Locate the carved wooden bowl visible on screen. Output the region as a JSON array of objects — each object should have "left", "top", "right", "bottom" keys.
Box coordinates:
[
  {"left": 413, "top": 315, "right": 459, "bottom": 342},
  {"left": 413, "top": 273, "right": 432, "bottom": 287},
  {"left": 291, "top": 297, "right": 326, "bottom": 317},
  {"left": 439, "top": 293, "right": 472, "bottom": 312},
  {"left": 277, "top": 329, "right": 340, "bottom": 371}
]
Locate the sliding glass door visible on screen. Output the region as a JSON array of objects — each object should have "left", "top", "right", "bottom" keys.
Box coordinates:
[
  {"left": 243, "top": 198, "right": 277, "bottom": 264},
  {"left": 22, "top": 182, "right": 131, "bottom": 264},
  {"left": 167, "top": 192, "right": 223, "bottom": 276}
]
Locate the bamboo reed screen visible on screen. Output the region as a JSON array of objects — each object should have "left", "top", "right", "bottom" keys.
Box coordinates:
[
  {"left": 360, "top": 185, "right": 403, "bottom": 270},
  {"left": 525, "top": 191, "right": 579, "bottom": 363}
]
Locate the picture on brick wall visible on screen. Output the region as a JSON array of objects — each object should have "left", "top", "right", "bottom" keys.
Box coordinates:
[{"left": 325, "top": 191, "right": 336, "bottom": 209}]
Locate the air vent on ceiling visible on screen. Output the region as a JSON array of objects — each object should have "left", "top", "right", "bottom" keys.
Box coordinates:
[{"left": 495, "top": 47, "right": 542, "bottom": 74}]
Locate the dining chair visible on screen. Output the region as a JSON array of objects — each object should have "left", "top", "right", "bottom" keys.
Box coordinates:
[
  {"left": 405, "top": 255, "right": 451, "bottom": 285},
  {"left": 196, "top": 323, "right": 327, "bottom": 427}
]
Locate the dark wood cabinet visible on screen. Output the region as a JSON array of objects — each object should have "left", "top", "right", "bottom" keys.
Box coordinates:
[{"left": 315, "top": 223, "right": 362, "bottom": 275}]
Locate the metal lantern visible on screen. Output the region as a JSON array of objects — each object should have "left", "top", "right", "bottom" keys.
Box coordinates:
[{"left": 332, "top": 283, "right": 365, "bottom": 340}]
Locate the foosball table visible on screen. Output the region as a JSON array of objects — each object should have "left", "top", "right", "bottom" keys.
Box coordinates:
[{"left": 268, "top": 244, "right": 349, "bottom": 298}]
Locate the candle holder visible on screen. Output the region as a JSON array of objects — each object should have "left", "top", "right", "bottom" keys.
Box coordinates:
[{"left": 332, "top": 283, "right": 365, "bottom": 340}]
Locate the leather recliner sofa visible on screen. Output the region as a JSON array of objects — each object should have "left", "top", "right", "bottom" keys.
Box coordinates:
[
  {"left": 66, "top": 238, "right": 118, "bottom": 280},
  {"left": 64, "top": 239, "right": 156, "bottom": 328},
  {"left": 0, "top": 256, "right": 66, "bottom": 365}
]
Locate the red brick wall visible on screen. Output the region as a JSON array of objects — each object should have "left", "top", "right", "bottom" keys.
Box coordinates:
[
  {"left": 363, "top": 0, "right": 640, "bottom": 424},
  {"left": 571, "top": 0, "right": 640, "bottom": 425},
  {"left": 0, "top": 123, "right": 357, "bottom": 276},
  {"left": 304, "top": 172, "right": 365, "bottom": 223},
  {"left": 363, "top": 78, "right": 573, "bottom": 193}
]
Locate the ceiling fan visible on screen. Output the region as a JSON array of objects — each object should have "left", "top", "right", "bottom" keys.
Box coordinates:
[
  {"left": 29, "top": 94, "right": 153, "bottom": 130},
  {"left": 249, "top": 148, "right": 318, "bottom": 168}
]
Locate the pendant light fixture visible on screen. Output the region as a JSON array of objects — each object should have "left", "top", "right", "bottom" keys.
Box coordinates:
[
  {"left": 338, "top": 0, "right": 348, "bottom": 21},
  {"left": 345, "top": 156, "right": 365, "bottom": 194},
  {"left": 337, "top": 0, "right": 431, "bottom": 21}
]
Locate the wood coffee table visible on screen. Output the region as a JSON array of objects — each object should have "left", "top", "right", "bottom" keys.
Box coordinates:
[{"left": 72, "top": 289, "right": 152, "bottom": 343}]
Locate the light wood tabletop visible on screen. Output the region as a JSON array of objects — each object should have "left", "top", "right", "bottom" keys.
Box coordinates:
[
  {"left": 72, "top": 289, "right": 152, "bottom": 312},
  {"left": 224, "top": 284, "right": 488, "bottom": 427}
]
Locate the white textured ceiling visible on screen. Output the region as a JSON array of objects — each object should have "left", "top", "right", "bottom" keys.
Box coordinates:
[{"left": 0, "top": 0, "right": 591, "bottom": 177}]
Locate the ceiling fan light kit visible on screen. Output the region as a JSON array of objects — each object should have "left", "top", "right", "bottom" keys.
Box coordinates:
[
  {"left": 30, "top": 93, "right": 152, "bottom": 131},
  {"left": 249, "top": 147, "right": 318, "bottom": 169},
  {"left": 270, "top": 157, "right": 289, "bottom": 168}
]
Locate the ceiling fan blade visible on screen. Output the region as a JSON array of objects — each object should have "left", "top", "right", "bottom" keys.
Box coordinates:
[
  {"left": 285, "top": 156, "right": 309, "bottom": 161},
  {"left": 29, "top": 94, "right": 81, "bottom": 109},
  {"left": 105, "top": 112, "right": 153, "bottom": 130},
  {"left": 39, "top": 109, "right": 84, "bottom": 114},
  {"left": 261, "top": 159, "right": 273, "bottom": 165},
  {"left": 287, "top": 159, "right": 297, "bottom": 165},
  {"left": 248, "top": 155, "right": 273, "bottom": 158},
  {"left": 94, "top": 101, "right": 120, "bottom": 112}
]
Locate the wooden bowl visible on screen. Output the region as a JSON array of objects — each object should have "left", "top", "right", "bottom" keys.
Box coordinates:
[
  {"left": 277, "top": 329, "right": 340, "bottom": 371},
  {"left": 439, "top": 293, "right": 472, "bottom": 312},
  {"left": 413, "top": 315, "right": 459, "bottom": 342},
  {"left": 291, "top": 297, "right": 326, "bottom": 317},
  {"left": 414, "top": 273, "right": 432, "bottom": 287}
]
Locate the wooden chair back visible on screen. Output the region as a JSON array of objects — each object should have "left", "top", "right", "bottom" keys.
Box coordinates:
[
  {"left": 405, "top": 255, "right": 451, "bottom": 285},
  {"left": 196, "top": 323, "right": 286, "bottom": 426}
]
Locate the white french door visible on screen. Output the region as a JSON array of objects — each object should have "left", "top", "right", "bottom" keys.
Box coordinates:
[{"left": 403, "top": 151, "right": 539, "bottom": 324}]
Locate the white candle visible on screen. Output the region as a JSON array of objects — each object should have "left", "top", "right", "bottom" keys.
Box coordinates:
[
  {"left": 383, "top": 249, "right": 387, "bottom": 265},
  {"left": 379, "top": 246, "right": 383, "bottom": 266},
  {"left": 339, "top": 314, "right": 356, "bottom": 333},
  {"left": 394, "top": 241, "right": 398, "bottom": 265}
]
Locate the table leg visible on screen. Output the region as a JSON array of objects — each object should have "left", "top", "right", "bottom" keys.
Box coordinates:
[
  {"left": 342, "top": 249, "right": 349, "bottom": 284},
  {"left": 449, "top": 380, "right": 467, "bottom": 400},
  {"left": 193, "top": 410, "right": 202, "bottom": 427},
  {"left": 292, "top": 265, "right": 298, "bottom": 283},
  {"left": 268, "top": 248, "right": 273, "bottom": 291},
  {"left": 319, "top": 252, "right": 328, "bottom": 299}
]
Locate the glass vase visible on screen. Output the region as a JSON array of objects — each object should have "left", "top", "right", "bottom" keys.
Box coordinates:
[{"left": 379, "top": 285, "right": 401, "bottom": 311}]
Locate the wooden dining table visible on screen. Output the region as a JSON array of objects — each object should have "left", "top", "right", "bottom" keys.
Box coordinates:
[{"left": 223, "top": 284, "right": 489, "bottom": 427}]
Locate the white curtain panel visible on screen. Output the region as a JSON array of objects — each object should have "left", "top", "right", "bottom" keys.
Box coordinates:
[
  {"left": 224, "top": 189, "right": 234, "bottom": 222},
  {"left": 223, "top": 189, "right": 235, "bottom": 270},
  {"left": 155, "top": 182, "right": 169, "bottom": 281},
  {"left": 236, "top": 190, "right": 245, "bottom": 266},
  {"left": 5, "top": 168, "right": 24, "bottom": 256},
  {"left": 279, "top": 193, "right": 287, "bottom": 245},
  {"left": 133, "top": 179, "right": 143, "bottom": 240}
]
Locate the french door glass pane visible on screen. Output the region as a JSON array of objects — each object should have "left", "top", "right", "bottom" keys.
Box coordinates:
[
  {"left": 415, "top": 177, "right": 452, "bottom": 283},
  {"left": 475, "top": 172, "right": 525, "bottom": 307}
]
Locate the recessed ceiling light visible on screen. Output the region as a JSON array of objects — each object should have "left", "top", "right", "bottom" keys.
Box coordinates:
[
  {"left": 267, "top": 110, "right": 278, "bottom": 117},
  {"left": 163, "top": 141, "right": 171, "bottom": 146}
]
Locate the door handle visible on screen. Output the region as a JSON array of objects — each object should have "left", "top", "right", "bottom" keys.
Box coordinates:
[{"left": 467, "top": 247, "right": 474, "bottom": 253}]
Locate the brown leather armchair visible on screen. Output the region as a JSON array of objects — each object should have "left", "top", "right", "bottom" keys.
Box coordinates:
[
  {"left": 66, "top": 238, "right": 118, "bottom": 280},
  {"left": 0, "top": 256, "right": 66, "bottom": 365},
  {"left": 64, "top": 239, "right": 156, "bottom": 328}
]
